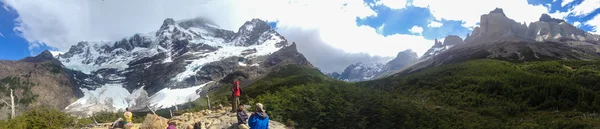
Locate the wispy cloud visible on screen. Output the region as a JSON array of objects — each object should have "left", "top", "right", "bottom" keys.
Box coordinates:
[
  {"left": 409, "top": 26, "right": 423, "bottom": 35},
  {"left": 427, "top": 20, "right": 443, "bottom": 28}
]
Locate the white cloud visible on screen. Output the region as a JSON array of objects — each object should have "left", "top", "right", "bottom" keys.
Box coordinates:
[
  {"left": 2, "top": 0, "right": 435, "bottom": 72},
  {"left": 412, "top": 0, "right": 549, "bottom": 27},
  {"left": 0, "top": 32, "right": 4, "bottom": 37},
  {"left": 375, "top": 0, "right": 407, "bottom": 9},
  {"left": 427, "top": 20, "right": 443, "bottom": 28},
  {"left": 570, "top": 0, "right": 600, "bottom": 16},
  {"left": 586, "top": 14, "right": 600, "bottom": 34},
  {"left": 562, "top": 0, "right": 575, "bottom": 7},
  {"left": 573, "top": 21, "right": 581, "bottom": 27},
  {"left": 549, "top": 11, "right": 571, "bottom": 20},
  {"left": 377, "top": 23, "right": 385, "bottom": 34},
  {"left": 409, "top": 26, "right": 423, "bottom": 35}
]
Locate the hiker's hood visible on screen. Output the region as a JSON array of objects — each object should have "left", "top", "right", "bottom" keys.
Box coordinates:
[{"left": 255, "top": 112, "right": 268, "bottom": 119}]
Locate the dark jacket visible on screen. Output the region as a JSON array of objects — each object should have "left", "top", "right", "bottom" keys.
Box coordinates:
[{"left": 237, "top": 109, "right": 249, "bottom": 124}]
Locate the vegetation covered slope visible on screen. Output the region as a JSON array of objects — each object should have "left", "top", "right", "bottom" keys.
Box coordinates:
[{"left": 243, "top": 60, "right": 600, "bottom": 128}]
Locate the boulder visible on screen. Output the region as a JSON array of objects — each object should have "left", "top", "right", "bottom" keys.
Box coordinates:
[{"left": 140, "top": 114, "right": 168, "bottom": 129}]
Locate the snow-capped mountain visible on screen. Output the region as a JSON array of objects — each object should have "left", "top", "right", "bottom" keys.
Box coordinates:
[
  {"left": 57, "top": 17, "right": 310, "bottom": 116},
  {"left": 337, "top": 62, "right": 384, "bottom": 82},
  {"left": 330, "top": 49, "right": 418, "bottom": 82}
]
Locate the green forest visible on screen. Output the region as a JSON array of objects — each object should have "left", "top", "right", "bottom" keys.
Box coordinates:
[{"left": 241, "top": 59, "right": 600, "bottom": 128}]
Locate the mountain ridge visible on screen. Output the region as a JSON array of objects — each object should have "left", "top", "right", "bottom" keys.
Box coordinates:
[{"left": 13, "top": 17, "right": 316, "bottom": 117}]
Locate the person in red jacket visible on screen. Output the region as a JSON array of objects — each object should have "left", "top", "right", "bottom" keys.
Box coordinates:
[{"left": 232, "top": 78, "right": 242, "bottom": 112}]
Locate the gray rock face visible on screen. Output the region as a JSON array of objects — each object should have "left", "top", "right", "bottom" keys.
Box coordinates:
[
  {"left": 443, "top": 35, "right": 464, "bottom": 46},
  {"left": 382, "top": 49, "right": 418, "bottom": 72},
  {"left": 471, "top": 8, "right": 529, "bottom": 43}
]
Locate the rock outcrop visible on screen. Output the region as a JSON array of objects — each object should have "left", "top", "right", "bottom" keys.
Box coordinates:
[{"left": 138, "top": 106, "right": 287, "bottom": 129}]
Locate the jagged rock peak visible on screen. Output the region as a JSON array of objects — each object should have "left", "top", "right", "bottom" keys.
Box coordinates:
[
  {"left": 434, "top": 38, "right": 442, "bottom": 46},
  {"left": 162, "top": 18, "right": 176, "bottom": 26},
  {"left": 489, "top": 8, "right": 506, "bottom": 17},
  {"left": 159, "top": 18, "right": 176, "bottom": 30},
  {"left": 539, "top": 14, "right": 565, "bottom": 23},
  {"left": 238, "top": 18, "right": 272, "bottom": 32},
  {"left": 20, "top": 50, "right": 60, "bottom": 63},
  {"left": 38, "top": 50, "right": 54, "bottom": 58},
  {"left": 443, "top": 35, "right": 464, "bottom": 46}
]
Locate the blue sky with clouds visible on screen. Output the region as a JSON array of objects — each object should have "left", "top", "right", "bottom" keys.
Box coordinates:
[
  {"left": 355, "top": 0, "right": 599, "bottom": 41},
  {"left": 0, "top": 0, "right": 599, "bottom": 61},
  {"left": 0, "top": 3, "right": 56, "bottom": 60}
]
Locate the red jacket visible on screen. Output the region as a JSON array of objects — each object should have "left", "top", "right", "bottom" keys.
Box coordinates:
[{"left": 233, "top": 80, "right": 241, "bottom": 97}]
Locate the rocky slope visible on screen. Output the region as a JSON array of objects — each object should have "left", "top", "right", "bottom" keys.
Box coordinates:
[
  {"left": 0, "top": 50, "right": 78, "bottom": 119},
  {"left": 49, "top": 17, "right": 311, "bottom": 116},
  {"left": 395, "top": 8, "right": 600, "bottom": 75}
]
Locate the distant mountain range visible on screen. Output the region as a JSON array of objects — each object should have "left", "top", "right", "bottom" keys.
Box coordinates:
[{"left": 329, "top": 8, "right": 600, "bottom": 81}]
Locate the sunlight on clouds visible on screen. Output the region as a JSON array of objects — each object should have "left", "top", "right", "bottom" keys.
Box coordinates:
[
  {"left": 586, "top": 14, "right": 600, "bottom": 34},
  {"left": 570, "top": 0, "right": 600, "bottom": 16},
  {"left": 574, "top": 21, "right": 581, "bottom": 27},
  {"left": 412, "top": 0, "right": 548, "bottom": 28},
  {"left": 427, "top": 20, "right": 443, "bottom": 28},
  {"left": 377, "top": 23, "right": 385, "bottom": 34},
  {"left": 409, "top": 26, "right": 423, "bottom": 35},
  {"left": 561, "top": 0, "right": 575, "bottom": 7},
  {"left": 375, "top": 0, "right": 407, "bottom": 9}
]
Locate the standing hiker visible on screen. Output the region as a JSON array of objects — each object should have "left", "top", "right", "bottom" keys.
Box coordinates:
[
  {"left": 232, "top": 78, "right": 242, "bottom": 112},
  {"left": 248, "top": 103, "right": 269, "bottom": 129}
]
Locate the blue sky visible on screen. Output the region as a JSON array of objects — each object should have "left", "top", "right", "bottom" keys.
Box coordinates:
[{"left": 0, "top": 0, "right": 599, "bottom": 62}]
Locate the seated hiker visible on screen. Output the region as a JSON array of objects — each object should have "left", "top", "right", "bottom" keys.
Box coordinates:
[
  {"left": 124, "top": 108, "right": 133, "bottom": 129},
  {"left": 237, "top": 105, "right": 249, "bottom": 129},
  {"left": 248, "top": 103, "right": 269, "bottom": 129},
  {"left": 167, "top": 121, "right": 177, "bottom": 129}
]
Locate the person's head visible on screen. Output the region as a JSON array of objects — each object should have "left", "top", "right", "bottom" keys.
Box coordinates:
[
  {"left": 125, "top": 108, "right": 129, "bottom": 111},
  {"left": 255, "top": 103, "right": 264, "bottom": 112},
  {"left": 238, "top": 105, "right": 245, "bottom": 111},
  {"left": 234, "top": 78, "right": 239, "bottom": 82}
]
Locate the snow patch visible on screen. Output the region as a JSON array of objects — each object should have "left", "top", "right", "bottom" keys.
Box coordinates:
[
  {"left": 239, "top": 62, "right": 248, "bottom": 66},
  {"left": 65, "top": 84, "right": 131, "bottom": 115},
  {"left": 148, "top": 82, "right": 211, "bottom": 109}
]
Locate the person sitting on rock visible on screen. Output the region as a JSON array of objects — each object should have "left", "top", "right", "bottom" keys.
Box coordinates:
[
  {"left": 237, "top": 105, "right": 249, "bottom": 129},
  {"left": 167, "top": 121, "right": 177, "bottom": 129},
  {"left": 248, "top": 103, "right": 269, "bottom": 129},
  {"left": 124, "top": 108, "right": 133, "bottom": 129}
]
